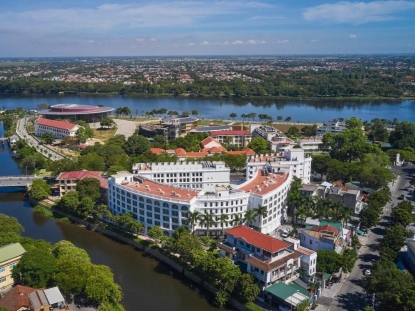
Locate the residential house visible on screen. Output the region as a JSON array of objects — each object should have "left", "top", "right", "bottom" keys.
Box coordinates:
[
  {"left": 300, "top": 223, "right": 344, "bottom": 253},
  {"left": 0, "top": 285, "right": 37, "bottom": 311},
  {"left": 316, "top": 120, "right": 346, "bottom": 135},
  {"left": 34, "top": 118, "right": 79, "bottom": 139},
  {"left": 218, "top": 226, "right": 302, "bottom": 289},
  {"left": 28, "top": 287, "right": 67, "bottom": 311},
  {"left": 0, "top": 243, "right": 26, "bottom": 293},
  {"left": 210, "top": 129, "right": 252, "bottom": 148},
  {"left": 284, "top": 237, "right": 317, "bottom": 280}
]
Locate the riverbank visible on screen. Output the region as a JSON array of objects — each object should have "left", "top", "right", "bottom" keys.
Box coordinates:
[{"left": 30, "top": 197, "right": 265, "bottom": 311}]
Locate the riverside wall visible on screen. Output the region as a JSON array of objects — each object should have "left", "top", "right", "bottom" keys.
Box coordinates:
[{"left": 31, "top": 198, "right": 256, "bottom": 311}]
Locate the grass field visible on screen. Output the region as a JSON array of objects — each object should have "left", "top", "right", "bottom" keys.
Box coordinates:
[{"left": 93, "top": 127, "right": 117, "bottom": 142}]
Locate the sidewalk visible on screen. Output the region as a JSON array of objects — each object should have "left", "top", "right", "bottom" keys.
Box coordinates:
[{"left": 314, "top": 272, "right": 349, "bottom": 311}]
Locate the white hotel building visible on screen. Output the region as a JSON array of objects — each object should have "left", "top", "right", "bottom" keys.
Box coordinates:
[
  {"left": 35, "top": 117, "right": 79, "bottom": 139},
  {"left": 132, "top": 161, "right": 230, "bottom": 191},
  {"left": 108, "top": 151, "right": 310, "bottom": 237}
]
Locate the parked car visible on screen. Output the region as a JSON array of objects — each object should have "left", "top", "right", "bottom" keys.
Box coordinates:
[
  {"left": 281, "top": 230, "right": 289, "bottom": 238},
  {"left": 364, "top": 269, "right": 371, "bottom": 275}
]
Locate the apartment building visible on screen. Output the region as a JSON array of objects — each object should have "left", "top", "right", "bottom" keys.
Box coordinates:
[
  {"left": 210, "top": 130, "right": 252, "bottom": 147},
  {"left": 284, "top": 237, "right": 317, "bottom": 279},
  {"left": 0, "top": 243, "right": 26, "bottom": 293},
  {"left": 218, "top": 226, "right": 302, "bottom": 289},
  {"left": 34, "top": 117, "right": 79, "bottom": 139},
  {"left": 316, "top": 120, "right": 346, "bottom": 135},
  {"left": 251, "top": 125, "right": 295, "bottom": 152}
]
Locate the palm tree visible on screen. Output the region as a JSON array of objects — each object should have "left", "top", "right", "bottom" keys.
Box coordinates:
[
  {"left": 219, "top": 214, "right": 229, "bottom": 237},
  {"left": 187, "top": 211, "right": 201, "bottom": 234},
  {"left": 339, "top": 206, "right": 352, "bottom": 229},
  {"left": 199, "top": 211, "right": 216, "bottom": 237},
  {"left": 231, "top": 214, "right": 244, "bottom": 227},
  {"left": 254, "top": 205, "right": 268, "bottom": 226},
  {"left": 244, "top": 210, "right": 256, "bottom": 227},
  {"left": 296, "top": 206, "right": 308, "bottom": 225}
]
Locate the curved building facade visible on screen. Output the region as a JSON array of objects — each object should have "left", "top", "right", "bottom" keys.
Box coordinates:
[{"left": 38, "top": 104, "right": 114, "bottom": 123}]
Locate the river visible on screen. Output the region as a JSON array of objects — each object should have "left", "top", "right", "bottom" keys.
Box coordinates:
[
  {"left": 0, "top": 129, "right": 223, "bottom": 311},
  {"left": 0, "top": 95, "right": 414, "bottom": 122}
]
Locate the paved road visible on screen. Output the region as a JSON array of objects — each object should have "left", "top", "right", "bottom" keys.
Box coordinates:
[
  {"left": 328, "top": 164, "right": 415, "bottom": 311},
  {"left": 16, "top": 117, "right": 66, "bottom": 161}
]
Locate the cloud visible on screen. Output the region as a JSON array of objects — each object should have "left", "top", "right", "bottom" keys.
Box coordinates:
[
  {"left": 187, "top": 42, "right": 196, "bottom": 46},
  {"left": 200, "top": 40, "right": 210, "bottom": 46},
  {"left": 135, "top": 37, "right": 157, "bottom": 43},
  {"left": 349, "top": 34, "right": 357, "bottom": 39},
  {"left": 232, "top": 40, "right": 244, "bottom": 45},
  {"left": 0, "top": 1, "right": 276, "bottom": 36},
  {"left": 276, "top": 39, "right": 289, "bottom": 44},
  {"left": 310, "top": 39, "right": 318, "bottom": 42},
  {"left": 303, "top": 1, "right": 415, "bottom": 25}
]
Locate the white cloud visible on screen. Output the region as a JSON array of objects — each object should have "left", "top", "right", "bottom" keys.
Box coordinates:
[
  {"left": 303, "top": 1, "right": 415, "bottom": 25},
  {"left": 349, "top": 34, "right": 357, "bottom": 39},
  {"left": 310, "top": 39, "right": 318, "bottom": 42},
  {"left": 247, "top": 39, "right": 257, "bottom": 45},
  {"left": 276, "top": 39, "right": 289, "bottom": 44},
  {"left": 200, "top": 41, "right": 210, "bottom": 46},
  {"left": 150, "top": 38, "right": 157, "bottom": 42},
  {"left": 232, "top": 40, "right": 244, "bottom": 45},
  {"left": 187, "top": 42, "right": 196, "bottom": 46},
  {"left": 0, "top": 1, "right": 276, "bottom": 35}
]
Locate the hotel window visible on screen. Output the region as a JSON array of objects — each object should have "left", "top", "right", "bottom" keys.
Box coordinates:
[
  {"left": 0, "top": 277, "right": 6, "bottom": 283},
  {"left": 163, "top": 222, "right": 169, "bottom": 228},
  {"left": 155, "top": 221, "right": 160, "bottom": 226},
  {"left": 0, "top": 267, "right": 4, "bottom": 273}
]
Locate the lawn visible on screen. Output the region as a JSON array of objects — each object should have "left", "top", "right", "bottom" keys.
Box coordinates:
[{"left": 93, "top": 127, "right": 117, "bottom": 142}]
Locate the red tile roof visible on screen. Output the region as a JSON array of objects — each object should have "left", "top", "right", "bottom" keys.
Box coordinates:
[
  {"left": 175, "top": 148, "right": 187, "bottom": 157},
  {"left": 225, "top": 225, "right": 289, "bottom": 253},
  {"left": 186, "top": 151, "right": 209, "bottom": 157},
  {"left": 35, "top": 117, "right": 77, "bottom": 131},
  {"left": 150, "top": 148, "right": 165, "bottom": 155},
  {"left": 200, "top": 136, "right": 217, "bottom": 147},
  {"left": 211, "top": 130, "right": 251, "bottom": 136},
  {"left": 208, "top": 146, "right": 227, "bottom": 153},
  {"left": 238, "top": 170, "right": 289, "bottom": 195},
  {"left": 227, "top": 148, "right": 255, "bottom": 156},
  {"left": 122, "top": 179, "right": 198, "bottom": 202},
  {"left": 56, "top": 171, "right": 108, "bottom": 189},
  {"left": 0, "top": 285, "right": 37, "bottom": 311},
  {"left": 311, "top": 224, "right": 339, "bottom": 235}
]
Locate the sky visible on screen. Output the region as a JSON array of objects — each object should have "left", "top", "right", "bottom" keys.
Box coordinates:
[{"left": 0, "top": 0, "right": 414, "bottom": 57}]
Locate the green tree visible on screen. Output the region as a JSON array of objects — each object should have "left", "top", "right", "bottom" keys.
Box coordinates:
[
  {"left": 389, "top": 121, "right": 415, "bottom": 149},
  {"left": 0, "top": 214, "right": 24, "bottom": 247},
  {"left": 247, "top": 137, "right": 269, "bottom": 154},
  {"left": 391, "top": 204, "right": 414, "bottom": 227},
  {"left": 232, "top": 273, "right": 260, "bottom": 304},
  {"left": 78, "top": 196, "right": 95, "bottom": 218},
  {"left": 243, "top": 209, "right": 256, "bottom": 227},
  {"left": 191, "top": 109, "right": 199, "bottom": 116},
  {"left": 85, "top": 264, "right": 123, "bottom": 304},
  {"left": 316, "top": 250, "right": 342, "bottom": 273},
  {"left": 368, "top": 118, "right": 389, "bottom": 143},
  {"left": 187, "top": 211, "right": 200, "bottom": 234},
  {"left": 301, "top": 124, "right": 317, "bottom": 136},
  {"left": 148, "top": 226, "right": 164, "bottom": 243},
  {"left": 199, "top": 211, "right": 216, "bottom": 236},
  {"left": 58, "top": 191, "right": 80, "bottom": 214},
  {"left": 100, "top": 117, "right": 116, "bottom": 128},
  {"left": 41, "top": 132, "right": 54, "bottom": 144},
  {"left": 12, "top": 240, "right": 56, "bottom": 288},
  {"left": 124, "top": 135, "right": 151, "bottom": 156},
  {"left": 287, "top": 126, "right": 300, "bottom": 137},
  {"left": 359, "top": 206, "right": 380, "bottom": 228},
  {"left": 76, "top": 177, "right": 101, "bottom": 201},
  {"left": 30, "top": 179, "right": 51, "bottom": 201},
  {"left": 311, "top": 154, "right": 330, "bottom": 178},
  {"left": 170, "top": 227, "right": 204, "bottom": 263},
  {"left": 78, "top": 153, "right": 106, "bottom": 171},
  {"left": 229, "top": 112, "right": 237, "bottom": 119}
]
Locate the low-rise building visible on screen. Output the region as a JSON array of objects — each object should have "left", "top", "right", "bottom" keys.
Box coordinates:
[
  {"left": 0, "top": 285, "right": 37, "bottom": 311},
  {"left": 0, "top": 243, "right": 26, "bottom": 293},
  {"left": 28, "top": 287, "right": 67, "bottom": 311},
  {"left": 210, "top": 129, "right": 252, "bottom": 147},
  {"left": 218, "top": 226, "right": 302, "bottom": 289},
  {"left": 284, "top": 237, "right": 317, "bottom": 280},
  {"left": 56, "top": 170, "right": 108, "bottom": 201},
  {"left": 406, "top": 239, "right": 415, "bottom": 274},
  {"left": 296, "top": 137, "right": 323, "bottom": 153},
  {"left": 316, "top": 120, "right": 346, "bottom": 135},
  {"left": 300, "top": 223, "right": 344, "bottom": 253},
  {"left": 34, "top": 118, "right": 79, "bottom": 139}
]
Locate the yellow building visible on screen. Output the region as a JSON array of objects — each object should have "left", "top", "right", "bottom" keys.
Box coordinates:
[{"left": 0, "top": 243, "right": 26, "bottom": 293}]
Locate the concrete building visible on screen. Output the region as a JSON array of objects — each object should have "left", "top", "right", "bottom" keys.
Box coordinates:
[
  {"left": 38, "top": 103, "right": 113, "bottom": 123},
  {"left": 132, "top": 161, "right": 230, "bottom": 192},
  {"left": 218, "top": 226, "right": 302, "bottom": 289},
  {"left": 35, "top": 118, "right": 79, "bottom": 139},
  {"left": 56, "top": 170, "right": 108, "bottom": 201},
  {"left": 246, "top": 149, "right": 312, "bottom": 184},
  {"left": 108, "top": 165, "right": 292, "bottom": 236},
  {"left": 296, "top": 137, "right": 323, "bottom": 153},
  {"left": 406, "top": 239, "right": 415, "bottom": 274},
  {"left": 0, "top": 285, "right": 37, "bottom": 311},
  {"left": 251, "top": 125, "right": 295, "bottom": 152},
  {"left": 210, "top": 129, "right": 252, "bottom": 148},
  {"left": 316, "top": 120, "right": 347, "bottom": 135},
  {"left": 0, "top": 243, "right": 26, "bottom": 293},
  {"left": 299, "top": 223, "right": 344, "bottom": 253},
  {"left": 284, "top": 237, "right": 317, "bottom": 280}
]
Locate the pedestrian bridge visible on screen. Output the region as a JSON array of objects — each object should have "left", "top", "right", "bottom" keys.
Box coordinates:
[{"left": 0, "top": 176, "right": 44, "bottom": 188}]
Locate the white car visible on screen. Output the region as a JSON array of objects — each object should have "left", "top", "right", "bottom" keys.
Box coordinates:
[
  {"left": 281, "top": 230, "right": 289, "bottom": 238},
  {"left": 364, "top": 269, "right": 371, "bottom": 275}
]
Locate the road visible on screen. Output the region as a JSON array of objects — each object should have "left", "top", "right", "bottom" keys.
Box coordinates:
[
  {"left": 328, "top": 164, "right": 415, "bottom": 311},
  {"left": 16, "top": 117, "right": 66, "bottom": 161}
]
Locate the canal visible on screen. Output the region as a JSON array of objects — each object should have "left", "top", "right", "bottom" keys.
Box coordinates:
[{"left": 0, "top": 128, "right": 223, "bottom": 311}]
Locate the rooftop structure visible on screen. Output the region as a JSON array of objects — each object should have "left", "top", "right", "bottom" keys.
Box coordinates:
[
  {"left": 38, "top": 103, "right": 113, "bottom": 123},
  {"left": 28, "top": 287, "right": 66, "bottom": 311},
  {"left": 0, "top": 285, "right": 37, "bottom": 311},
  {"left": 35, "top": 117, "right": 79, "bottom": 139},
  {"left": 56, "top": 170, "right": 108, "bottom": 199},
  {"left": 316, "top": 120, "right": 346, "bottom": 135},
  {"left": 0, "top": 243, "right": 26, "bottom": 293}
]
